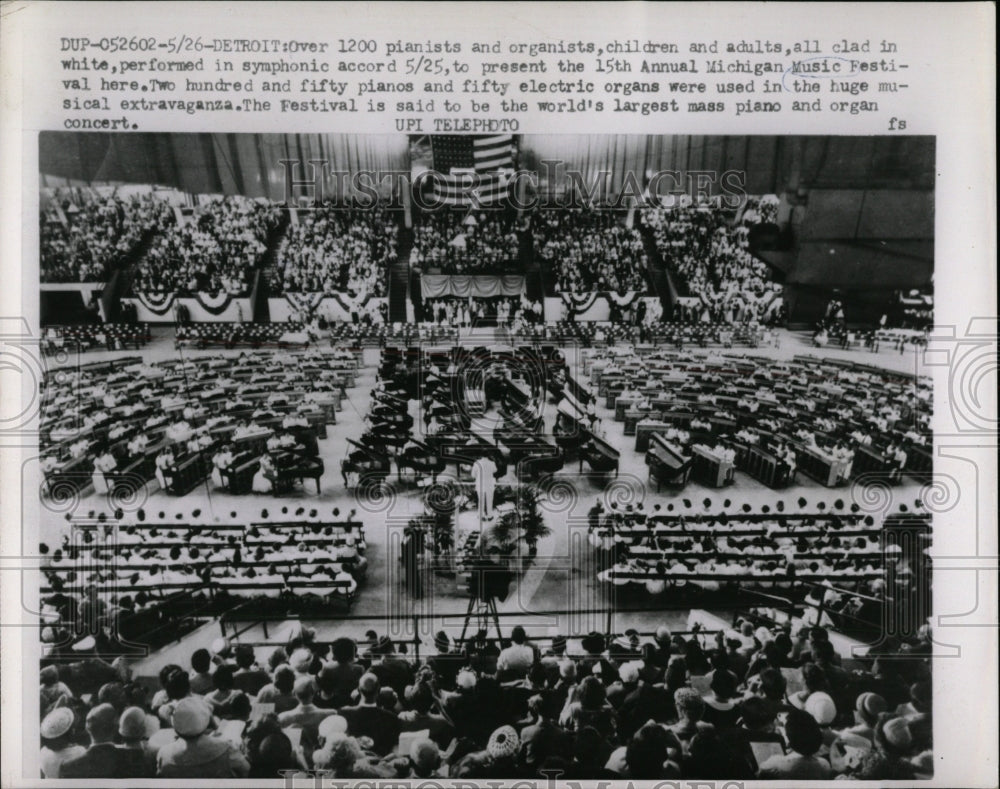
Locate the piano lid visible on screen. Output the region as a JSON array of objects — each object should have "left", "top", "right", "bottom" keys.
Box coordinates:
[{"left": 557, "top": 398, "right": 587, "bottom": 422}]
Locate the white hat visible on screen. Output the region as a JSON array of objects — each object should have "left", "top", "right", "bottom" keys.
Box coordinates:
[
  {"left": 487, "top": 725, "right": 519, "bottom": 759},
  {"left": 618, "top": 661, "right": 641, "bottom": 684},
  {"left": 318, "top": 714, "right": 347, "bottom": 741},
  {"left": 755, "top": 626, "right": 773, "bottom": 644},
  {"left": 72, "top": 635, "right": 95, "bottom": 652},
  {"left": 119, "top": 706, "right": 160, "bottom": 739},
  {"left": 41, "top": 707, "right": 75, "bottom": 739},
  {"left": 804, "top": 691, "right": 837, "bottom": 725},
  {"left": 456, "top": 670, "right": 477, "bottom": 690},
  {"left": 171, "top": 697, "right": 213, "bottom": 737},
  {"left": 290, "top": 648, "right": 314, "bottom": 673}
]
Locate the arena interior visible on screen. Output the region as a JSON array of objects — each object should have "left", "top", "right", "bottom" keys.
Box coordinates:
[{"left": 35, "top": 132, "right": 935, "bottom": 781}]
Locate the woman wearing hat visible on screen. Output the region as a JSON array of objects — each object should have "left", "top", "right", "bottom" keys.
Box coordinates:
[
  {"left": 39, "top": 707, "right": 85, "bottom": 778},
  {"left": 156, "top": 697, "right": 250, "bottom": 778}
]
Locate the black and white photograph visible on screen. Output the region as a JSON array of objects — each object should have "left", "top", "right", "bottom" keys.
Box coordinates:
[{"left": 29, "top": 131, "right": 941, "bottom": 782}]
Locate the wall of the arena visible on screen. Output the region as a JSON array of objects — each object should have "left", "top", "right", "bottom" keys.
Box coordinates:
[
  {"left": 797, "top": 189, "right": 934, "bottom": 241},
  {"left": 268, "top": 296, "right": 387, "bottom": 323}
]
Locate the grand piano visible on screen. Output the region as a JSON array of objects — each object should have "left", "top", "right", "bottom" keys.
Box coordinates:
[
  {"left": 494, "top": 417, "right": 564, "bottom": 479},
  {"left": 580, "top": 432, "right": 620, "bottom": 477},
  {"left": 551, "top": 398, "right": 619, "bottom": 475},
  {"left": 645, "top": 433, "right": 692, "bottom": 491},
  {"left": 426, "top": 430, "right": 509, "bottom": 479},
  {"left": 396, "top": 438, "right": 447, "bottom": 484},
  {"left": 369, "top": 411, "right": 414, "bottom": 435},
  {"left": 341, "top": 438, "right": 391, "bottom": 488},
  {"left": 553, "top": 400, "right": 590, "bottom": 453},
  {"left": 268, "top": 452, "right": 324, "bottom": 494},
  {"left": 359, "top": 428, "right": 409, "bottom": 455}
]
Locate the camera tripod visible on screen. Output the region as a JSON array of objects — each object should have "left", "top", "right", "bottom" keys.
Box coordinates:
[{"left": 459, "top": 593, "right": 503, "bottom": 646}]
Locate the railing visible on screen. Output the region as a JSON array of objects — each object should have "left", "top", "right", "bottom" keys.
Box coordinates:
[{"left": 218, "top": 601, "right": 769, "bottom": 660}]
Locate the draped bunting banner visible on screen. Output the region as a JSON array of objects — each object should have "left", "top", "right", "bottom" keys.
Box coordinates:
[
  {"left": 135, "top": 291, "right": 236, "bottom": 316},
  {"left": 193, "top": 291, "right": 235, "bottom": 315},
  {"left": 285, "top": 291, "right": 378, "bottom": 318},
  {"left": 135, "top": 291, "right": 175, "bottom": 316},
  {"left": 421, "top": 275, "right": 525, "bottom": 299},
  {"left": 329, "top": 292, "right": 376, "bottom": 315},
  {"left": 560, "top": 291, "right": 642, "bottom": 317},
  {"left": 283, "top": 291, "right": 325, "bottom": 316}
]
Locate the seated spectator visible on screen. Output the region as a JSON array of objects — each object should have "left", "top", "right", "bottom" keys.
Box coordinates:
[
  {"left": 61, "top": 703, "right": 149, "bottom": 779},
  {"left": 736, "top": 695, "right": 785, "bottom": 746},
  {"left": 407, "top": 737, "right": 443, "bottom": 778},
  {"left": 279, "top": 677, "right": 334, "bottom": 734},
  {"left": 256, "top": 665, "right": 298, "bottom": 714},
  {"left": 845, "top": 714, "right": 918, "bottom": 780},
  {"left": 232, "top": 645, "right": 271, "bottom": 696},
  {"left": 248, "top": 732, "right": 304, "bottom": 779},
  {"left": 189, "top": 648, "right": 214, "bottom": 695},
  {"left": 497, "top": 625, "right": 536, "bottom": 680},
  {"left": 607, "top": 720, "right": 681, "bottom": 778},
  {"left": 669, "top": 688, "right": 715, "bottom": 751},
  {"left": 317, "top": 637, "right": 364, "bottom": 708},
  {"left": 398, "top": 681, "right": 454, "bottom": 748},
  {"left": 339, "top": 673, "right": 400, "bottom": 756},
  {"left": 156, "top": 697, "right": 250, "bottom": 778},
  {"left": 39, "top": 666, "right": 74, "bottom": 715},
  {"left": 369, "top": 637, "right": 415, "bottom": 698},
  {"left": 117, "top": 706, "right": 160, "bottom": 775},
  {"left": 313, "top": 731, "right": 391, "bottom": 778},
  {"left": 39, "top": 707, "right": 86, "bottom": 778},
  {"left": 683, "top": 728, "right": 756, "bottom": 779},
  {"left": 702, "top": 667, "right": 741, "bottom": 729},
  {"left": 566, "top": 725, "right": 617, "bottom": 778},
  {"left": 756, "top": 708, "right": 833, "bottom": 779},
  {"left": 561, "top": 675, "right": 617, "bottom": 741},
  {"left": 152, "top": 665, "right": 196, "bottom": 725},
  {"left": 204, "top": 665, "right": 244, "bottom": 718}
]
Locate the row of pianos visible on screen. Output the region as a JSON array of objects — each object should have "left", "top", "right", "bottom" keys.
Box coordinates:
[{"left": 343, "top": 346, "right": 623, "bottom": 488}]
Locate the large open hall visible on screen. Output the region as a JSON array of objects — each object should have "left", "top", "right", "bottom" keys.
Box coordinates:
[{"left": 34, "top": 132, "right": 935, "bottom": 781}]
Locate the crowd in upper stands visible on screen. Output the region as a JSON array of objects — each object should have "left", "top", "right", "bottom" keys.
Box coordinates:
[
  {"left": 38, "top": 618, "right": 932, "bottom": 779},
  {"left": 412, "top": 211, "right": 519, "bottom": 274},
  {"left": 132, "top": 197, "right": 281, "bottom": 294},
  {"left": 533, "top": 209, "right": 648, "bottom": 293},
  {"left": 276, "top": 205, "right": 396, "bottom": 297},
  {"left": 643, "top": 199, "right": 783, "bottom": 324},
  {"left": 40, "top": 190, "right": 173, "bottom": 283}
]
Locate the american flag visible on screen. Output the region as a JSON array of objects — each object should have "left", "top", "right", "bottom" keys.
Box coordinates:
[{"left": 430, "top": 135, "right": 515, "bottom": 205}]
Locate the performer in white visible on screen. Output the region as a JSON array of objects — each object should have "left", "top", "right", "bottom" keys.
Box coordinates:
[{"left": 472, "top": 456, "right": 498, "bottom": 523}]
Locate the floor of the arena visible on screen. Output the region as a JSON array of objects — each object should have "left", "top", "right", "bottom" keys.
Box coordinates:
[{"left": 38, "top": 325, "right": 929, "bottom": 678}]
